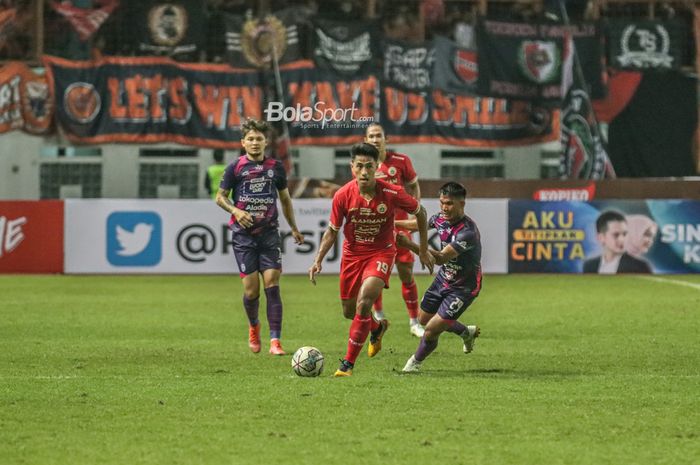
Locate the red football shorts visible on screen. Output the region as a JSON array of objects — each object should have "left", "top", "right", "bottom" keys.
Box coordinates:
[{"left": 339, "top": 248, "right": 396, "bottom": 300}]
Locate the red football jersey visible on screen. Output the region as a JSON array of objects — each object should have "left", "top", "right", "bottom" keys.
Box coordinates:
[
  {"left": 330, "top": 179, "right": 419, "bottom": 255},
  {"left": 375, "top": 151, "right": 418, "bottom": 221}
]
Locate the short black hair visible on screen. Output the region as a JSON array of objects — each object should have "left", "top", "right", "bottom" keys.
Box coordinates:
[
  {"left": 350, "top": 142, "right": 379, "bottom": 161},
  {"left": 213, "top": 149, "right": 224, "bottom": 163},
  {"left": 241, "top": 118, "right": 269, "bottom": 138},
  {"left": 439, "top": 181, "right": 467, "bottom": 200},
  {"left": 596, "top": 210, "right": 626, "bottom": 233}
]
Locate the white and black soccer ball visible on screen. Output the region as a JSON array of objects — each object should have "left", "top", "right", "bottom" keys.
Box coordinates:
[{"left": 291, "top": 346, "right": 324, "bottom": 377}]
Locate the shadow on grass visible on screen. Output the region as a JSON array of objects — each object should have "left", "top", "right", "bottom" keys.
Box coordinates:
[{"left": 397, "top": 367, "right": 587, "bottom": 378}]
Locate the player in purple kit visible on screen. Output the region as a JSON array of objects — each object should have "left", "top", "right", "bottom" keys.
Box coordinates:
[
  {"left": 216, "top": 118, "right": 304, "bottom": 356},
  {"left": 394, "top": 182, "right": 482, "bottom": 373}
]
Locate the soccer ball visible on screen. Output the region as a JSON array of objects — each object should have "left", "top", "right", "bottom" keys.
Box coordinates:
[{"left": 291, "top": 346, "right": 324, "bottom": 377}]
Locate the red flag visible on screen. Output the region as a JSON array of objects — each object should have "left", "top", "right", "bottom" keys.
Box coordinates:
[{"left": 50, "top": 0, "right": 119, "bottom": 41}]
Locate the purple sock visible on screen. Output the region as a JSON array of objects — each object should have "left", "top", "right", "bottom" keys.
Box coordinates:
[
  {"left": 265, "top": 286, "right": 283, "bottom": 340},
  {"left": 243, "top": 295, "right": 259, "bottom": 326},
  {"left": 445, "top": 320, "right": 467, "bottom": 336},
  {"left": 414, "top": 336, "right": 438, "bottom": 362}
]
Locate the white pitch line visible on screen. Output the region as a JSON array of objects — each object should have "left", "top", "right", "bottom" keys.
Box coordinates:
[{"left": 639, "top": 276, "right": 700, "bottom": 292}]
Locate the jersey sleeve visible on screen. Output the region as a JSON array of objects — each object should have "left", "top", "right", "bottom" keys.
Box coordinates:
[
  {"left": 329, "top": 190, "right": 345, "bottom": 231},
  {"left": 274, "top": 160, "right": 288, "bottom": 191},
  {"left": 428, "top": 213, "right": 439, "bottom": 229},
  {"left": 403, "top": 155, "right": 418, "bottom": 185},
  {"left": 451, "top": 227, "right": 477, "bottom": 255},
  {"left": 395, "top": 186, "right": 420, "bottom": 215},
  {"left": 219, "top": 163, "right": 236, "bottom": 191}
]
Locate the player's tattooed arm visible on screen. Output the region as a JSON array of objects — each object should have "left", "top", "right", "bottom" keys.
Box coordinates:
[
  {"left": 394, "top": 218, "right": 418, "bottom": 231},
  {"left": 430, "top": 245, "right": 459, "bottom": 265},
  {"left": 404, "top": 179, "right": 421, "bottom": 203},
  {"left": 216, "top": 188, "right": 253, "bottom": 228},
  {"left": 415, "top": 205, "right": 435, "bottom": 274},
  {"left": 309, "top": 227, "right": 338, "bottom": 284}
]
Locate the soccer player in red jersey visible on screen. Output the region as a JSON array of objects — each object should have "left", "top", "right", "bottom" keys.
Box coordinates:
[
  {"left": 308, "top": 142, "right": 434, "bottom": 377},
  {"left": 364, "top": 123, "right": 426, "bottom": 337}
]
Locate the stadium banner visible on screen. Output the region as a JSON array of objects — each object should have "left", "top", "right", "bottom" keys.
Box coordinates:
[
  {"left": 607, "top": 19, "right": 687, "bottom": 70},
  {"left": 0, "top": 61, "right": 53, "bottom": 135},
  {"left": 224, "top": 8, "right": 302, "bottom": 68},
  {"left": 312, "top": 18, "right": 377, "bottom": 76},
  {"left": 382, "top": 39, "right": 435, "bottom": 92},
  {"left": 379, "top": 86, "right": 559, "bottom": 146},
  {"left": 0, "top": 201, "right": 64, "bottom": 273},
  {"left": 43, "top": 55, "right": 262, "bottom": 149},
  {"left": 132, "top": 0, "right": 205, "bottom": 60},
  {"left": 476, "top": 20, "right": 604, "bottom": 102},
  {"left": 508, "top": 200, "right": 700, "bottom": 274},
  {"left": 64, "top": 199, "right": 508, "bottom": 274},
  {"left": 431, "top": 35, "right": 478, "bottom": 96}
]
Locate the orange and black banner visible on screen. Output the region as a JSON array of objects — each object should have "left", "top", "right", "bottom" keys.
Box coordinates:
[
  {"left": 0, "top": 62, "right": 53, "bottom": 135},
  {"left": 44, "top": 56, "right": 559, "bottom": 148},
  {"left": 279, "top": 62, "right": 558, "bottom": 147},
  {"left": 44, "top": 55, "right": 262, "bottom": 149}
]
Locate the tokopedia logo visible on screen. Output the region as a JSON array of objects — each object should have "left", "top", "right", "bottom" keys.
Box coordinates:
[
  {"left": 106, "top": 211, "right": 162, "bottom": 267},
  {"left": 263, "top": 101, "right": 372, "bottom": 128}
]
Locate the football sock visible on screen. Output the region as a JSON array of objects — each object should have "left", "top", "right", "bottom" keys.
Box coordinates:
[
  {"left": 414, "top": 336, "right": 438, "bottom": 362},
  {"left": 409, "top": 318, "right": 420, "bottom": 326},
  {"left": 265, "top": 286, "right": 283, "bottom": 340},
  {"left": 446, "top": 320, "right": 467, "bottom": 335},
  {"left": 345, "top": 315, "right": 371, "bottom": 364},
  {"left": 373, "top": 292, "right": 383, "bottom": 311},
  {"left": 402, "top": 281, "right": 419, "bottom": 319},
  {"left": 243, "top": 295, "right": 259, "bottom": 326},
  {"left": 370, "top": 314, "right": 381, "bottom": 332}
]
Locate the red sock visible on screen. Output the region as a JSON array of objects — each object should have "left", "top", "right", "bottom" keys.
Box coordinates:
[
  {"left": 373, "top": 292, "right": 383, "bottom": 311},
  {"left": 402, "top": 281, "right": 419, "bottom": 319},
  {"left": 344, "top": 315, "right": 371, "bottom": 364}
]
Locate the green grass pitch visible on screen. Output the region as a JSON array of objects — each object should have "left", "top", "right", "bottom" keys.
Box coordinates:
[{"left": 1, "top": 274, "right": 699, "bottom": 465}]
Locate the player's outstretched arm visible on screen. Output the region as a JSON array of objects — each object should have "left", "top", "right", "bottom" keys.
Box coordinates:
[
  {"left": 430, "top": 245, "right": 460, "bottom": 265},
  {"left": 394, "top": 218, "right": 418, "bottom": 231},
  {"left": 216, "top": 188, "right": 253, "bottom": 228},
  {"left": 309, "top": 227, "right": 338, "bottom": 285},
  {"left": 278, "top": 188, "right": 304, "bottom": 245},
  {"left": 415, "top": 205, "right": 435, "bottom": 274}
]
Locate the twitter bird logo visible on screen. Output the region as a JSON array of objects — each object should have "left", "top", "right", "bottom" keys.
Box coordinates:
[
  {"left": 107, "top": 212, "right": 162, "bottom": 266},
  {"left": 116, "top": 223, "right": 154, "bottom": 256}
]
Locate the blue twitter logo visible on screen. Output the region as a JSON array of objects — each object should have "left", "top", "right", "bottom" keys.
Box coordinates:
[{"left": 106, "top": 212, "right": 162, "bottom": 266}]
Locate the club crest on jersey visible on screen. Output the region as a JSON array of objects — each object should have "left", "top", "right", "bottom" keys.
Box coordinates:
[
  {"left": 267, "top": 169, "right": 274, "bottom": 178},
  {"left": 377, "top": 203, "right": 387, "bottom": 214},
  {"left": 387, "top": 167, "right": 397, "bottom": 176}
]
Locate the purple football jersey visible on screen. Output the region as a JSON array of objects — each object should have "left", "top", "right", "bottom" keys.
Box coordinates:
[
  {"left": 220, "top": 156, "right": 287, "bottom": 235},
  {"left": 429, "top": 213, "right": 482, "bottom": 295}
]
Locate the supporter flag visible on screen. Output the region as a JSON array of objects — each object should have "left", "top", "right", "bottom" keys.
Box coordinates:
[
  {"left": 312, "top": 18, "right": 377, "bottom": 75},
  {"left": 477, "top": 20, "right": 604, "bottom": 102},
  {"left": 559, "top": 36, "right": 615, "bottom": 179},
  {"left": 431, "top": 35, "right": 477, "bottom": 95},
  {"left": 0, "top": 62, "right": 53, "bottom": 135},
  {"left": 133, "top": 0, "right": 205, "bottom": 59},
  {"left": 382, "top": 39, "right": 434, "bottom": 92},
  {"left": 225, "top": 9, "right": 302, "bottom": 68},
  {"left": 49, "top": 0, "right": 119, "bottom": 42},
  {"left": 608, "top": 19, "right": 687, "bottom": 70}
]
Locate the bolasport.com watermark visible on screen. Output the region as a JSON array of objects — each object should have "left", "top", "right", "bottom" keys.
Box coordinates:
[{"left": 263, "top": 101, "right": 374, "bottom": 129}]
